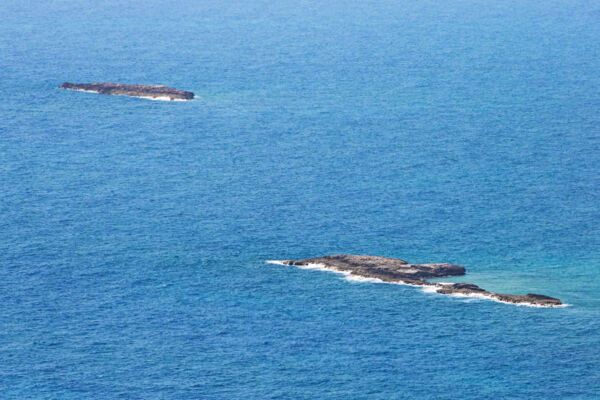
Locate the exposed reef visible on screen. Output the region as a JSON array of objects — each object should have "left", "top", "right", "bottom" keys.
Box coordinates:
[
  {"left": 272, "top": 255, "right": 563, "bottom": 307},
  {"left": 59, "top": 82, "right": 194, "bottom": 101}
]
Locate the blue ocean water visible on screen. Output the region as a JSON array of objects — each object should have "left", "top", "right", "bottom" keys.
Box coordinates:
[{"left": 1, "top": 0, "right": 599, "bottom": 398}]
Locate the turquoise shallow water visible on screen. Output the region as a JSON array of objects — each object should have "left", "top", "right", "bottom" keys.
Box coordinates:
[{"left": 1, "top": 0, "right": 599, "bottom": 398}]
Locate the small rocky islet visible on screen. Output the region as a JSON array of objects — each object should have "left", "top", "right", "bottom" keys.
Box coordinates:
[
  {"left": 273, "top": 255, "right": 563, "bottom": 307},
  {"left": 59, "top": 82, "right": 194, "bottom": 101}
]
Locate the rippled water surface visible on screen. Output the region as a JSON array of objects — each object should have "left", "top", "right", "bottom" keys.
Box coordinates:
[{"left": 1, "top": 0, "right": 599, "bottom": 398}]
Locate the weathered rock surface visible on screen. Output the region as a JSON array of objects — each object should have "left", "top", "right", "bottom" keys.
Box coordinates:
[
  {"left": 59, "top": 82, "right": 194, "bottom": 101},
  {"left": 283, "top": 255, "right": 465, "bottom": 285},
  {"left": 278, "top": 255, "right": 562, "bottom": 307}
]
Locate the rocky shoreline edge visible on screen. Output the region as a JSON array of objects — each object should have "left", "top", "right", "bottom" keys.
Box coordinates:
[
  {"left": 59, "top": 82, "right": 194, "bottom": 101},
  {"left": 268, "top": 255, "right": 564, "bottom": 307}
]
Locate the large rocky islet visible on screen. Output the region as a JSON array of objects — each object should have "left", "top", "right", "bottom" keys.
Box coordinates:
[
  {"left": 273, "top": 255, "right": 563, "bottom": 307},
  {"left": 59, "top": 82, "right": 194, "bottom": 101}
]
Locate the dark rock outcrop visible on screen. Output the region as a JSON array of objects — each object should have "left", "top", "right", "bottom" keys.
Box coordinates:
[
  {"left": 435, "top": 283, "right": 562, "bottom": 306},
  {"left": 276, "top": 255, "right": 563, "bottom": 307},
  {"left": 59, "top": 82, "right": 194, "bottom": 101},
  {"left": 283, "top": 255, "right": 464, "bottom": 285}
]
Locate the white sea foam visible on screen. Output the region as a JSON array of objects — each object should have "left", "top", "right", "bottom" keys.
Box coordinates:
[
  {"left": 71, "top": 88, "right": 98, "bottom": 94},
  {"left": 291, "top": 262, "right": 351, "bottom": 277},
  {"left": 343, "top": 274, "right": 385, "bottom": 283},
  {"left": 268, "top": 260, "right": 568, "bottom": 308},
  {"left": 419, "top": 285, "right": 439, "bottom": 294},
  {"left": 267, "top": 260, "right": 348, "bottom": 275},
  {"left": 142, "top": 95, "right": 188, "bottom": 101}
]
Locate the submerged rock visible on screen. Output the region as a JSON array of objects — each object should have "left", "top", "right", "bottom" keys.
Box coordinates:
[
  {"left": 59, "top": 82, "right": 194, "bottom": 101},
  {"left": 276, "top": 255, "right": 563, "bottom": 307}
]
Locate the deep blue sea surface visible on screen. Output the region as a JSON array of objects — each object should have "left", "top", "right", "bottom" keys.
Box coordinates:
[{"left": 1, "top": 0, "right": 599, "bottom": 398}]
